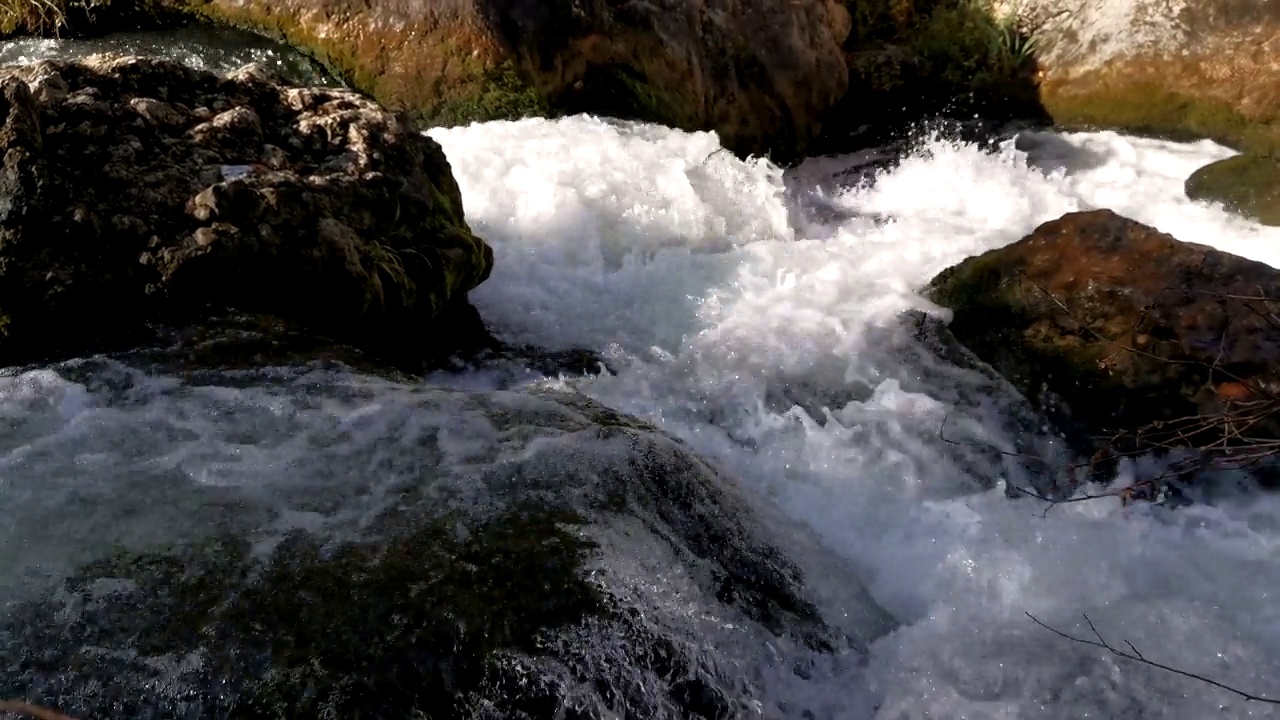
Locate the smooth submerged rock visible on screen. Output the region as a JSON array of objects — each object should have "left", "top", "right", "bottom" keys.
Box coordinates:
[
  {"left": 0, "top": 54, "right": 493, "bottom": 367},
  {"left": 1186, "top": 153, "right": 1280, "bottom": 226},
  {"left": 927, "top": 209, "right": 1280, "bottom": 458},
  {"left": 0, "top": 381, "right": 894, "bottom": 718}
]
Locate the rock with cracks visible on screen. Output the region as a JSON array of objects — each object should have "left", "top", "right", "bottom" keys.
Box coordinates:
[
  {"left": 0, "top": 54, "right": 493, "bottom": 367},
  {"left": 926, "top": 209, "right": 1280, "bottom": 464}
]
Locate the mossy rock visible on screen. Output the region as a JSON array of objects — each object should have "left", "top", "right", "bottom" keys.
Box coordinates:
[
  {"left": 1185, "top": 153, "right": 1280, "bottom": 226},
  {"left": 1041, "top": 79, "right": 1280, "bottom": 156},
  {"left": 1024, "top": 7, "right": 1280, "bottom": 157},
  {"left": 0, "top": 383, "right": 895, "bottom": 718},
  {"left": 0, "top": 0, "right": 857, "bottom": 160},
  {"left": 0, "top": 55, "right": 495, "bottom": 367},
  {"left": 926, "top": 208, "right": 1280, "bottom": 469},
  {"left": 2, "top": 0, "right": 1057, "bottom": 159}
]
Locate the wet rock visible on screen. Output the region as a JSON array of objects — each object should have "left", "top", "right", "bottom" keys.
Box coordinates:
[
  {"left": 0, "top": 55, "right": 493, "bottom": 367},
  {"left": 926, "top": 209, "right": 1280, "bottom": 463},
  {"left": 1186, "top": 153, "right": 1280, "bottom": 226},
  {"left": 0, "top": 384, "right": 894, "bottom": 718}
]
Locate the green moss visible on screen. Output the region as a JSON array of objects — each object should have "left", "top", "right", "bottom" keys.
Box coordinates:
[
  {"left": 77, "top": 534, "right": 253, "bottom": 655},
  {"left": 70, "top": 507, "right": 603, "bottom": 717},
  {"left": 427, "top": 60, "right": 549, "bottom": 126},
  {"left": 1044, "top": 83, "right": 1280, "bottom": 156},
  {"left": 1185, "top": 153, "right": 1280, "bottom": 225},
  {"left": 540, "top": 61, "right": 696, "bottom": 133},
  {"left": 168, "top": 2, "right": 549, "bottom": 127}
]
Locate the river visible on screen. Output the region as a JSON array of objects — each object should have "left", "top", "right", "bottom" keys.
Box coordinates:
[{"left": 3, "top": 27, "right": 1280, "bottom": 719}]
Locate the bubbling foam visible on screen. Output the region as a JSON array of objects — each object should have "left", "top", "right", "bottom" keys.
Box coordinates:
[{"left": 430, "top": 117, "right": 1280, "bottom": 717}]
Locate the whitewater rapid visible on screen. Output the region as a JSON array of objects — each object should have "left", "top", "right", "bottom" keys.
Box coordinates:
[{"left": 423, "top": 118, "right": 1280, "bottom": 718}]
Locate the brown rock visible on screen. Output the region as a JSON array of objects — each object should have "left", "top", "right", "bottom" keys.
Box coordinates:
[
  {"left": 1019, "top": 0, "right": 1280, "bottom": 154},
  {"left": 3, "top": 0, "right": 854, "bottom": 160},
  {"left": 0, "top": 55, "right": 493, "bottom": 366},
  {"left": 926, "top": 209, "right": 1280, "bottom": 459}
]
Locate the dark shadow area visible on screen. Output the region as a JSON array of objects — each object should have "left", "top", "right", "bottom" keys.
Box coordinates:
[
  {"left": 553, "top": 63, "right": 662, "bottom": 122},
  {"left": 809, "top": 0, "right": 1052, "bottom": 159},
  {"left": 115, "top": 303, "right": 613, "bottom": 385}
]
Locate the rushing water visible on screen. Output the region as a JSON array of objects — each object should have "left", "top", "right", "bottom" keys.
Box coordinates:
[
  {"left": 0, "top": 24, "right": 337, "bottom": 87},
  {"left": 4, "top": 30, "right": 1280, "bottom": 720},
  {"left": 424, "top": 120, "right": 1280, "bottom": 718}
]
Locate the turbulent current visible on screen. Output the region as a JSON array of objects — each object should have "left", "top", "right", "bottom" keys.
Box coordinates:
[{"left": 4, "top": 32, "right": 1280, "bottom": 720}]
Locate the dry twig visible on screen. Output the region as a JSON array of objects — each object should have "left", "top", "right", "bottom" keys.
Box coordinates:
[
  {"left": 1007, "top": 275, "right": 1280, "bottom": 485},
  {"left": 938, "top": 410, "right": 1144, "bottom": 516},
  {"left": 1026, "top": 613, "right": 1280, "bottom": 705},
  {"left": 0, "top": 700, "right": 78, "bottom": 720}
]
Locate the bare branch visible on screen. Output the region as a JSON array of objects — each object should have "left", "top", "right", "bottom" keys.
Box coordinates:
[
  {"left": 1004, "top": 274, "right": 1280, "bottom": 486},
  {"left": 0, "top": 700, "right": 79, "bottom": 720},
  {"left": 938, "top": 411, "right": 1123, "bottom": 516},
  {"left": 1025, "top": 613, "right": 1280, "bottom": 705},
  {"left": 1015, "top": 271, "right": 1265, "bottom": 392},
  {"left": 1125, "top": 639, "right": 1144, "bottom": 661}
]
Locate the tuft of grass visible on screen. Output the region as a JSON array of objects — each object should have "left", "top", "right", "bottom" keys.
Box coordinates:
[
  {"left": 824, "top": 0, "right": 1048, "bottom": 156},
  {"left": 0, "top": 0, "right": 68, "bottom": 36},
  {"left": 0, "top": 0, "right": 173, "bottom": 39},
  {"left": 362, "top": 240, "right": 417, "bottom": 313}
]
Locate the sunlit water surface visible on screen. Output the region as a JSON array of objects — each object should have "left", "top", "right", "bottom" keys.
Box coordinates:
[{"left": 0, "top": 24, "right": 336, "bottom": 86}]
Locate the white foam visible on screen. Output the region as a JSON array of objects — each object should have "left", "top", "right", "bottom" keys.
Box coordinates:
[{"left": 429, "top": 117, "right": 1280, "bottom": 717}]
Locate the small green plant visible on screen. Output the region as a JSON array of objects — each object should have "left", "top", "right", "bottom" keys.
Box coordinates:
[
  {"left": 983, "top": 3, "right": 1039, "bottom": 74},
  {"left": 911, "top": 0, "right": 1038, "bottom": 82},
  {"left": 362, "top": 240, "right": 417, "bottom": 312}
]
